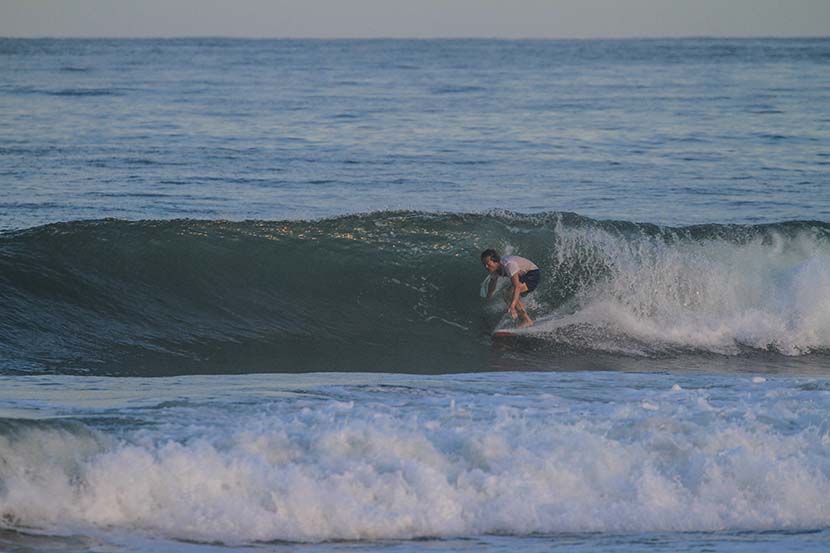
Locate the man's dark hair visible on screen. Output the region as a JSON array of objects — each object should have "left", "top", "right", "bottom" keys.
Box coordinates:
[{"left": 480, "top": 249, "right": 500, "bottom": 262}]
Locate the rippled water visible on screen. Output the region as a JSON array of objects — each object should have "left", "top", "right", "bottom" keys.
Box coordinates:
[{"left": 2, "top": 38, "right": 829, "bottom": 228}]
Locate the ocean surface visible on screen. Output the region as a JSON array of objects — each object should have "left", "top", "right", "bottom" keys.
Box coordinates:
[{"left": 1, "top": 37, "right": 829, "bottom": 552}]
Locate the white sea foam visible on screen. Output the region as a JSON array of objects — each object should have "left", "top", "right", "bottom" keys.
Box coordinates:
[
  {"left": 2, "top": 387, "right": 829, "bottom": 544},
  {"left": 540, "top": 224, "right": 830, "bottom": 355}
]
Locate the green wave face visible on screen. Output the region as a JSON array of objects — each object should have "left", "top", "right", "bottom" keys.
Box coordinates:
[{"left": 2, "top": 212, "right": 829, "bottom": 375}]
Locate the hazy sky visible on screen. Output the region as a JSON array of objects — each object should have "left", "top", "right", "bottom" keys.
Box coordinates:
[{"left": 1, "top": 0, "right": 828, "bottom": 39}]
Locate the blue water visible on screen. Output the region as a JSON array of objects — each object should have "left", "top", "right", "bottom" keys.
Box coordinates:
[
  {"left": 2, "top": 38, "right": 829, "bottom": 228},
  {"left": 1, "top": 38, "right": 830, "bottom": 552}
]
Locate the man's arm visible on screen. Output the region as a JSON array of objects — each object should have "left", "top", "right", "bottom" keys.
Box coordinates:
[{"left": 485, "top": 274, "right": 498, "bottom": 299}]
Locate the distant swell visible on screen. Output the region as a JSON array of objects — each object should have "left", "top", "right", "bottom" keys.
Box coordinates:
[
  {"left": 1, "top": 212, "right": 830, "bottom": 376},
  {"left": 49, "top": 88, "right": 121, "bottom": 97}
]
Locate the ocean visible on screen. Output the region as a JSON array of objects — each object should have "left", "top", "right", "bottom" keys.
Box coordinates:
[{"left": 1, "top": 37, "right": 829, "bottom": 552}]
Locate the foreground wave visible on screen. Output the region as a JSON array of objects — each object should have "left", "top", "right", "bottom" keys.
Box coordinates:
[
  {"left": 1, "top": 373, "right": 829, "bottom": 543},
  {"left": 1, "top": 212, "right": 829, "bottom": 375}
]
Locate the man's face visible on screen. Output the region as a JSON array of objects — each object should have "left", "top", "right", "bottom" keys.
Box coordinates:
[{"left": 482, "top": 257, "right": 499, "bottom": 274}]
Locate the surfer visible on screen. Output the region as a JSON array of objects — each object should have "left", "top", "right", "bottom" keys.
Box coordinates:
[{"left": 480, "top": 249, "right": 540, "bottom": 328}]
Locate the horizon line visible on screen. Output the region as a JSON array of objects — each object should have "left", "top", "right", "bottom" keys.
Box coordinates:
[{"left": 3, "top": 34, "right": 829, "bottom": 41}]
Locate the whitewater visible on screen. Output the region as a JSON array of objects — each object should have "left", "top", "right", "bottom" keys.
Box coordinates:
[
  {"left": 2, "top": 371, "right": 830, "bottom": 548},
  {"left": 2, "top": 37, "right": 830, "bottom": 552}
]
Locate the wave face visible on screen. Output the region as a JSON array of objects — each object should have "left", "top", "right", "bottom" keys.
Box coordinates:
[{"left": 1, "top": 212, "right": 830, "bottom": 375}]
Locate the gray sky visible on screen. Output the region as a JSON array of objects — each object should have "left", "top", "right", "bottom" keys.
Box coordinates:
[{"left": 1, "top": 0, "right": 828, "bottom": 39}]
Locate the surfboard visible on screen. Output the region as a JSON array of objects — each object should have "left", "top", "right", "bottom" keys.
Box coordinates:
[
  {"left": 492, "top": 325, "right": 531, "bottom": 338},
  {"left": 492, "top": 321, "right": 535, "bottom": 338}
]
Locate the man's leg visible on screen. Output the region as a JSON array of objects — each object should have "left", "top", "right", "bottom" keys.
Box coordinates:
[
  {"left": 514, "top": 297, "right": 533, "bottom": 327},
  {"left": 502, "top": 284, "right": 533, "bottom": 326}
]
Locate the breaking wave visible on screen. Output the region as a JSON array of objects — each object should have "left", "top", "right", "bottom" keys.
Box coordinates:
[{"left": 1, "top": 212, "right": 829, "bottom": 375}]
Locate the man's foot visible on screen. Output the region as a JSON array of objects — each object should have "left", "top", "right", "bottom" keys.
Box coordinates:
[{"left": 518, "top": 318, "right": 533, "bottom": 328}]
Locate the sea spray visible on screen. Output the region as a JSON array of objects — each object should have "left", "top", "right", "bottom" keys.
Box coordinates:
[{"left": 539, "top": 219, "right": 830, "bottom": 355}]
